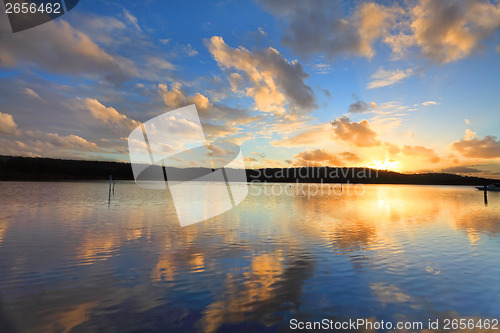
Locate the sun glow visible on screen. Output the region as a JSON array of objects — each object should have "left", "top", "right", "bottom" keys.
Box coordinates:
[{"left": 370, "top": 159, "right": 401, "bottom": 172}]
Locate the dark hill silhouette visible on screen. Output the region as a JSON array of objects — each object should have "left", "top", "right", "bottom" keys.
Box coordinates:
[{"left": 0, "top": 155, "right": 497, "bottom": 185}]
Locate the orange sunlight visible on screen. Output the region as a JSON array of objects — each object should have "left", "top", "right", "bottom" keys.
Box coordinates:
[{"left": 370, "top": 159, "right": 401, "bottom": 172}]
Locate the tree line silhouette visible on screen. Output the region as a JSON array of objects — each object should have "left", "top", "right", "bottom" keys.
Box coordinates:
[{"left": 0, "top": 155, "right": 496, "bottom": 185}]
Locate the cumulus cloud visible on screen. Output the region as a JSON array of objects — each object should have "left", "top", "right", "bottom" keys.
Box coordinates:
[
  {"left": 411, "top": 0, "right": 500, "bottom": 63},
  {"left": 228, "top": 73, "right": 244, "bottom": 92},
  {"left": 0, "top": 130, "right": 102, "bottom": 159},
  {"left": 0, "top": 78, "right": 135, "bottom": 155},
  {"left": 401, "top": 145, "right": 440, "bottom": 163},
  {"left": 0, "top": 19, "right": 127, "bottom": 83},
  {"left": 0, "top": 138, "right": 41, "bottom": 157},
  {"left": 157, "top": 82, "right": 257, "bottom": 124},
  {"left": 207, "top": 143, "right": 231, "bottom": 157},
  {"left": 330, "top": 116, "right": 381, "bottom": 147},
  {"left": 83, "top": 98, "right": 139, "bottom": 129},
  {"left": 451, "top": 129, "right": 500, "bottom": 158},
  {"left": 0, "top": 112, "right": 19, "bottom": 135},
  {"left": 257, "top": 0, "right": 500, "bottom": 64},
  {"left": 367, "top": 67, "right": 413, "bottom": 89},
  {"left": 158, "top": 83, "right": 209, "bottom": 113},
  {"left": 156, "top": 83, "right": 258, "bottom": 147},
  {"left": 40, "top": 132, "right": 101, "bottom": 151},
  {"left": 422, "top": 101, "right": 438, "bottom": 106},
  {"left": 158, "top": 82, "right": 213, "bottom": 114},
  {"left": 205, "top": 36, "right": 316, "bottom": 114},
  {"left": 257, "top": 0, "right": 397, "bottom": 60},
  {"left": 200, "top": 123, "right": 239, "bottom": 141},
  {"left": 158, "top": 82, "right": 189, "bottom": 109},
  {"left": 291, "top": 149, "right": 344, "bottom": 167},
  {"left": 384, "top": 33, "right": 416, "bottom": 59}
]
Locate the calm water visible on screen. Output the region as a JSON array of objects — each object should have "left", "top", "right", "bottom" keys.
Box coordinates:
[{"left": 0, "top": 181, "right": 499, "bottom": 332}]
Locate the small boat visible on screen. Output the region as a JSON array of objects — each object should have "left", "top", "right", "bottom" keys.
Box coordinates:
[{"left": 475, "top": 183, "right": 500, "bottom": 191}]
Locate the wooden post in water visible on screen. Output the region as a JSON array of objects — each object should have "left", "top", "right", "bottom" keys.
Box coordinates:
[
  {"left": 108, "top": 174, "right": 112, "bottom": 202},
  {"left": 484, "top": 184, "right": 488, "bottom": 206}
]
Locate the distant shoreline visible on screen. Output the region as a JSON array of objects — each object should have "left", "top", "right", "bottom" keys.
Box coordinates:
[{"left": 0, "top": 155, "right": 497, "bottom": 185}]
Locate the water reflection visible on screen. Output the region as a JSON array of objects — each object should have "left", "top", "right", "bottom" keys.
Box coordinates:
[
  {"left": 198, "top": 250, "right": 314, "bottom": 332},
  {"left": 370, "top": 282, "right": 413, "bottom": 306},
  {"left": 0, "top": 182, "right": 499, "bottom": 332}
]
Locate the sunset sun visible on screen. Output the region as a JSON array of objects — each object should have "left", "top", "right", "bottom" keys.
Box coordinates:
[{"left": 371, "top": 159, "right": 401, "bottom": 172}]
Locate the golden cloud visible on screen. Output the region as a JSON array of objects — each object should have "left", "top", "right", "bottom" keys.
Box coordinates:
[
  {"left": 205, "top": 36, "right": 316, "bottom": 115},
  {"left": 259, "top": 0, "right": 500, "bottom": 64},
  {"left": 84, "top": 98, "right": 139, "bottom": 129},
  {"left": 0, "top": 112, "right": 19, "bottom": 135},
  {"left": 292, "top": 149, "right": 344, "bottom": 167},
  {"left": 356, "top": 2, "right": 397, "bottom": 59},
  {"left": 451, "top": 130, "right": 500, "bottom": 158},
  {"left": 340, "top": 151, "right": 362, "bottom": 163},
  {"left": 401, "top": 145, "right": 440, "bottom": 163},
  {"left": 330, "top": 116, "right": 381, "bottom": 147},
  {"left": 0, "top": 130, "right": 102, "bottom": 159},
  {"left": 158, "top": 83, "right": 257, "bottom": 125},
  {"left": 158, "top": 82, "right": 212, "bottom": 113},
  {"left": 244, "top": 156, "right": 258, "bottom": 162},
  {"left": 411, "top": 0, "right": 500, "bottom": 63}
]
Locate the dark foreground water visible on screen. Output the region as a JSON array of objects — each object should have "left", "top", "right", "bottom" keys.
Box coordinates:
[{"left": 0, "top": 182, "right": 499, "bottom": 332}]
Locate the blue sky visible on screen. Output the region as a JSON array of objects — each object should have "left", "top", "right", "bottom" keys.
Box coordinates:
[{"left": 0, "top": 0, "right": 499, "bottom": 176}]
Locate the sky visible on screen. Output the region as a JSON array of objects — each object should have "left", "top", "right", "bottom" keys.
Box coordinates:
[{"left": 0, "top": 0, "right": 499, "bottom": 176}]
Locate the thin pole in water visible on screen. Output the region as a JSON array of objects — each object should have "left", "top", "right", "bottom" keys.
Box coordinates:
[
  {"left": 484, "top": 184, "right": 488, "bottom": 206},
  {"left": 108, "top": 174, "right": 112, "bottom": 203}
]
